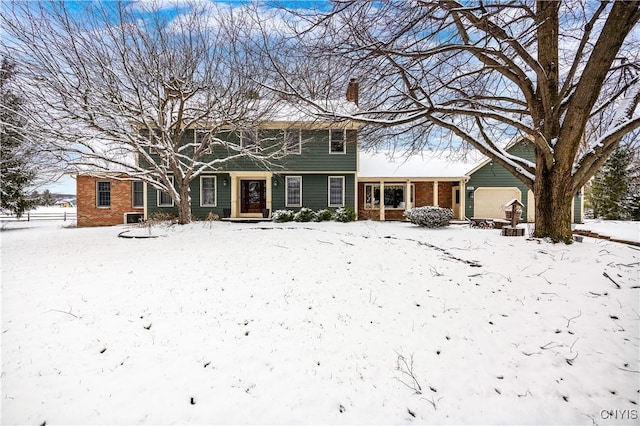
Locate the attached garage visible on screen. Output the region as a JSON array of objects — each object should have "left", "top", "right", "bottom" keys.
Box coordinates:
[
  {"left": 465, "top": 140, "right": 583, "bottom": 223},
  {"left": 472, "top": 187, "right": 522, "bottom": 219}
]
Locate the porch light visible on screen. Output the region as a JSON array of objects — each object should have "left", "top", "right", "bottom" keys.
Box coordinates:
[{"left": 223, "top": 178, "right": 228, "bottom": 187}]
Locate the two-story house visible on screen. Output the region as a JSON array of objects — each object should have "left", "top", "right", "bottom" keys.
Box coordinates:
[
  {"left": 77, "top": 95, "right": 362, "bottom": 225},
  {"left": 146, "top": 121, "right": 360, "bottom": 221}
]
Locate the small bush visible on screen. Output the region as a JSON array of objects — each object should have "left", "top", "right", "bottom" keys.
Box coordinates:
[
  {"left": 294, "top": 207, "right": 317, "bottom": 222},
  {"left": 146, "top": 211, "right": 176, "bottom": 225},
  {"left": 205, "top": 212, "right": 220, "bottom": 221},
  {"left": 333, "top": 206, "right": 356, "bottom": 222},
  {"left": 272, "top": 209, "right": 295, "bottom": 222},
  {"left": 315, "top": 209, "right": 333, "bottom": 222},
  {"left": 404, "top": 206, "right": 453, "bottom": 228}
]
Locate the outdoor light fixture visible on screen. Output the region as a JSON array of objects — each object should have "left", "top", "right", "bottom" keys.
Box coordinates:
[
  {"left": 273, "top": 180, "right": 278, "bottom": 187},
  {"left": 223, "top": 178, "right": 228, "bottom": 187}
]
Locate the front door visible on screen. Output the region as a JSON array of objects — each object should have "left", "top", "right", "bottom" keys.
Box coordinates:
[
  {"left": 452, "top": 187, "right": 461, "bottom": 219},
  {"left": 240, "top": 180, "right": 266, "bottom": 214}
]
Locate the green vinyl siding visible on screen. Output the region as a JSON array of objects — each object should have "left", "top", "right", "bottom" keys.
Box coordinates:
[
  {"left": 142, "top": 124, "right": 358, "bottom": 219},
  {"left": 272, "top": 174, "right": 356, "bottom": 212},
  {"left": 147, "top": 173, "right": 232, "bottom": 219},
  {"left": 190, "top": 173, "right": 231, "bottom": 219},
  {"left": 466, "top": 140, "right": 582, "bottom": 223},
  {"left": 465, "top": 141, "right": 534, "bottom": 220},
  {"left": 193, "top": 129, "right": 357, "bottom": 172},
  {"left": 147, "top": 180, "right": 177, "bottom": 217},
  {"left": 572, "top": 191, "right": 583, "bottom": 224}
]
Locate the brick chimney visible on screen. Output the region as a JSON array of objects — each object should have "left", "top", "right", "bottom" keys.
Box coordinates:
[{"left": 346, "top": 78, "right": 359, "bottom": 106}]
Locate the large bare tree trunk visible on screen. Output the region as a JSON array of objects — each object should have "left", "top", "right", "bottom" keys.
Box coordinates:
[
  {"left": 533, "top": 151, "right": 574, "bottom": 243},
  {"left": 271, "top": 1, "right": 640, "bottom": 243},
  {"left": 177, "top": 182, "right": 192, "bottom": 225}
]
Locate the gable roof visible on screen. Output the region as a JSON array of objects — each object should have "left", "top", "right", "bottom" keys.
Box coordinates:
[{"left": 358, "top": 150, "right": 483, "bottom": 179}]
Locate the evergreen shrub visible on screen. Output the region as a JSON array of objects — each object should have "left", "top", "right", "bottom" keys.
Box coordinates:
[
  {"left": 404, "top": 206, "right": 453, "bottom": 228},
  {"left": 294, "top": 207, "right": 317, "bottom": 222},
  {"left": 315, "top": 209, "right": 333, "bottom": 222},
  {"left": 333, "top": 206, "right": 356, "bottom": 222},
  {"left": 272, "top": 209, "right": 295, "bottom": 222}
]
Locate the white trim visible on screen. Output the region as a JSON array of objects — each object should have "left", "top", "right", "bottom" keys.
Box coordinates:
[
  {"left": 96, "top": 180, "right": 111, "bottom": 208},
  {"left": 200, "top": 175, "right": 217, "bottom": 207},
  {"left": 240, "top": 129, "right": 259, "bottom": 151},
  {"left": 285, "top": 176, "right": 303, "bottom": 207},
  {"left": 157, "top": 176, "right": 175, "bottom": 207},
  {"left": 364, "top": 183, "right": 380, "bottom": 210},
  {"left": 284, "top": 129, "right": 302, "bottom": 154},
  {"left": 132, "top": 180, "right": 144, "bottom": 208},
  {"left": 328, "top": 176, "right": 345, "bottom": 207},
  {"left": 383, "top": 183, "right": 409, "bottom": 210},
  {"left": 329, "top": 129, "right": 346, "bottom": 154}
]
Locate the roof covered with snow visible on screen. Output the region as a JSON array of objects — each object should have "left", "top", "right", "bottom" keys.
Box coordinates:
[
  {"left": 358, "top": 150, "right": 484, "bottom": 179},
  {"left": 253, "top": 99, "right": 359, "bottom": 124}
]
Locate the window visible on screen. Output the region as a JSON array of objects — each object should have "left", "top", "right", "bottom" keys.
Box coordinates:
[
  {"left": 240, "top": 130, "right": 259, "bottom": 151},
  {"left": 195, "top": 130, "right": 215, "bottom": 155},
  {"left": 132, "top": 181, "right": 144, "bottom": 208},
  {"left": 284, "top": 129, "right": 301, "bottom": 154},
  {"left": 329, "top": 129, "right": 346, "bottom": 154},
  {"left": 384, "top": 184, "right": 414, "bottom": 209},
  {"left": 96, "top": 181, "right": 111, "bottom": 208},
  {"left": 157, "top": 177, "right": 174, "bottom": 207},
  {"left": 364, "top": 184, "right": 380, "bottom": 209},
  {"left": 200, "top": 176, "right": 217, "bottom": 207},
  {"left": 328, "top": 176, "right": 345, "bottom": 207},
  {"left": 286, "top": 176, "right": 302, "bottom": 207}
]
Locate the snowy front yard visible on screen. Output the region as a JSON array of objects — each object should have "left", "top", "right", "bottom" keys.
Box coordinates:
[{"left": 1, "top": 220, "right": 638, "bottom": 425}]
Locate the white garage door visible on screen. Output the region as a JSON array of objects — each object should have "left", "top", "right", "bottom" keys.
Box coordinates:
[{"left": 474, "top": 187, "right": 521, "bottom": 219}]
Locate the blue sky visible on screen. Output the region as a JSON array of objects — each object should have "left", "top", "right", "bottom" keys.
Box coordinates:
[{"left": 41, "top": 174, "right": 76, "bottom": 195}]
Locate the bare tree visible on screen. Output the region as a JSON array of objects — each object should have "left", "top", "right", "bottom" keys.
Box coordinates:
[
  {"left": 0, "top": 0, "right": 286, "bottom": 224},
  {"left": 271, "top": 1, "right": 640, "bottom": 242}
]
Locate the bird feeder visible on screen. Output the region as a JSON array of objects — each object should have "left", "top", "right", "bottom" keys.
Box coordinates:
[{"left": 502, "top": 199, "right": 525, "bottom": 236}]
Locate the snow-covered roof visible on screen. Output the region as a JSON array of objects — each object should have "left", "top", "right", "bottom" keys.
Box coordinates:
[
  {"left": 358, "top": 150, "right": 484, "bottom": 179},
  {"left": 253, "top": 99, "right": 359, "bottom": 124}
]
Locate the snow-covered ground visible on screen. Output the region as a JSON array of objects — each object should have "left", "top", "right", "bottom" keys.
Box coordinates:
[
  {"left": 575, "top": 220, "right": 640, "bottom": 243},
  {"left": 1, "top": 219, "right": 638, "bottom": 425}
]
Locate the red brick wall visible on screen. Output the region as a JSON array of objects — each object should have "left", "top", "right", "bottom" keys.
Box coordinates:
[
  {"left": 438, "top": 182, "right": 453, "bottom": 208},
  {"left": 414, "top": 182, "right": 434, "bottom": 207},
  {"left": 77, "top": 175, "right": 143, "bottom": 227}
]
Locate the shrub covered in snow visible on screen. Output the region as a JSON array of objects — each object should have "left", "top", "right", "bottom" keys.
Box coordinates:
[
  {"left": 333, "top": 206, "right": 356, "bottom": 222},
  {"left": 294, "top": 207, "right": 317, "bottom": 222},
  {"left": 404, "top": 206, "right": 453, "bottom": 228},
  {"left": 272, "top": 209, "right": 295, "bottom": 222},
  {"left": 315, "top": 209, "right": 333, "bottom": 222}
]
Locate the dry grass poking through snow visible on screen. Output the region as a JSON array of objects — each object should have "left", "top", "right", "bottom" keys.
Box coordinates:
[{"left": 1, "top": 220, "right": 639, "bottom": 425}]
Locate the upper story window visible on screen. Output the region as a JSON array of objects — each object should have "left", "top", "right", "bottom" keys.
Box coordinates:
[
  {"left": 200, "top": 176, "right": 217, "bottom": 207},
  {"left": 329, "top": 129, "right": 346, "bottom": 154},
  {"left": 157, "top": 176, "right": 174, "bottom": 207},
  {"left": 96, "top": 181, "right": 111, "bottom": 208},
  {"left": 132, "top": 181, "right": 144, "bottom": 208},
  {"left": 195, "top": 130, "right": 215, "bottom": 155},
  {"left": 240, "top": 130, "right": 259, "bottom": 152},
  {"left": 284, "top": 129, "right": 301, "bottom": 154}
]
